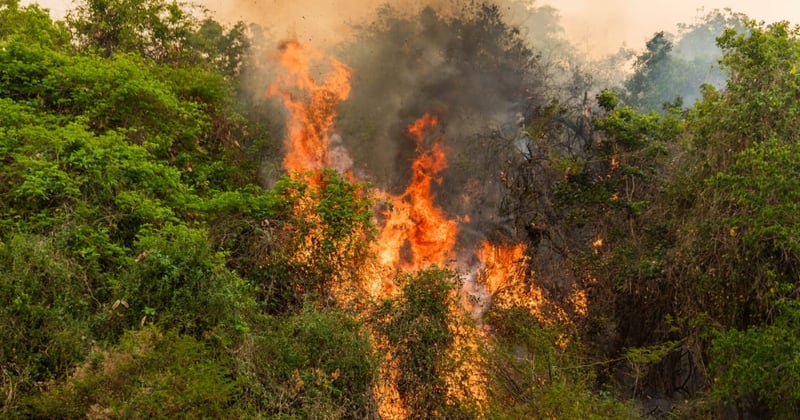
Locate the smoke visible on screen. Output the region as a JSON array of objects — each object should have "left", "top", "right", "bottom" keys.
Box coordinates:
[
  {"left": 621, "top": 9, "right": 747, "bottom": 112},
  {"left": 330, "top": 3, "right": 553, "bottom": 256},
  {"left": 205, "top": 0, "right": 453, "bottom": 45},
  {"left": 222, "top": 0, "right": 751, "bottom": 260},
  {"left": 537, "top": 0, "right": 800, "bottom": 58},
  {"left": 230, "top": 1, "right": 568, "bottom": 257}
]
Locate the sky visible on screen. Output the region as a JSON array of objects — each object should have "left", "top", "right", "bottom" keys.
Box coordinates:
[
  {"left": 21, "top": 0, "right": 800, "bottom": 57},
  {"left": 538, "top": 0, "right": 800, "bottom": 56}
]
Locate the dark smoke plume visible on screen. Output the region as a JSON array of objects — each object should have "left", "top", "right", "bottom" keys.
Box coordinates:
[{"left": 333, "top": 3, "right": 554, "bottom": 251}]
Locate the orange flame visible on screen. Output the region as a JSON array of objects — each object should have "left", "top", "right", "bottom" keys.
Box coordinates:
[
  {"left": 476, "top": 240, "right": 528, "bottom": 296},
  {"left": 268, "top": 40, "right": 351, "bottom": 177},
  {"left": 592, "top": 235, "right": 603, "bottom": 254},
  {"left": 268, "top": 47, "right": 465, "bottom": 413},
  {"left": 373, "top": 114, "right": 458, "bottom": 278},
  {"left": 474, "top": 240, "right": 568, "bottom": 325}
]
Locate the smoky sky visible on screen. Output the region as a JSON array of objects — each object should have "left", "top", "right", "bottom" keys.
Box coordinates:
[
  {"left": 204, "top": 0, "right": 454, "bottom": 45},
  {"left": 24, "top": 0, "right": 800, "bottom": 56},
  {"left": 538, "top": 0, "right": 800, "bottom": 57}
]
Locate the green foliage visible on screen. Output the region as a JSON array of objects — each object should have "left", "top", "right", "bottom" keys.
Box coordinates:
[
  {"left": 0, "top": 9, "right": 267, "bottom": 413},
  {"left": 625, "top": 31, "right": 675, "bottom": 111},
  {"left": 0, "top": 0, "right": 68, "bottom": 46},
  {"left": 186, "top": 17, "right": 250, "bottom": 77},
  {"left": 705, "top": 138, "right": 800, "bottom": 311},
  {"left": 236, "top": 307, "right": 379, "bottom": 418},
  {"left": 483, "top": 307, "right": 639, "bottom": 419},
  {"left": 597, "top": 88, "right": 618, "bottom": 111},
  {"left": 67, "top": 0, "right": 249, "bottom": 77},
  {"left": 623, "top": 10, "right": 746, "bottom": 113},
  {"left": 595, "top": 104, "right": 679, "bottom": 152},
  {"left": 710, "top": 300, "right": 800, "bottom": 417},
  {"left": 0, "top": 105, "right": 191, "bottom": 243},
  {"left": 667, "top": 21, "right": 800, "bottom": 330},
  {"left": 376, "top": 268, "right": 477, "bottom": 418},
  {"left": 26, "top": 326, "right": 240, "bottom": 418},
  {"left": 0, "top": 234, "right": 93, "bottom": 413},
  {"left": 575, "top": 19, "right": 800, "bottom": 413},
  {"left": 691, "top": 20, "right": 800, "bottom": 168},
  {"left": 718, "top": 21, "right": 800, "bottom": 143},
  {"left": 553, "top": 91, "right": 679, "bottom": 229},
  {"left": 0, "top": 40, "right": 207, "bottom": 156},
  {"left": 8, "top": 0, "right": 800, "bottom": 416},
  {"left": 117, "top": 224, "right": 253, "bottom": 336},
  {"left": 0, "top": 20, "right": 261, "bottom": 182},
  {"left": 252, "top": 171, "right": 375, "bottom": 313}
]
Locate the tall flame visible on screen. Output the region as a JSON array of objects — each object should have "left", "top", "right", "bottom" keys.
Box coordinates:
[
  {"left": 374, "top": 114, "right": 458, "bottom": 277},
  {"left": 268, "top": 40, "right": 351, "bottom": 176}
]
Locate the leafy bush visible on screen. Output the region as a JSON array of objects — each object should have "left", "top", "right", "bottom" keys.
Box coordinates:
[
  {"left": 237, "top": 306, "right": 379, "bottom": 418},
  {"left": 247, "top": 171, "right": 375, "bottom": 313},
  {"left": 710, "top": 300, "right": 800, "bottom": 417},
  {"left": 483, "top": 307, "right": 639, "bottom": 419},
  {"left": 0, "top": 234, "right": 94, "bottom": 414},
  {"left": 117, "top": 224, "right": 253, "bottom": 336},
  {"left": 375, "top": 268, "right": 479, "bottom": 418},
  {"left": 26, "top": 326, "right": 240, "bottom": 418}
]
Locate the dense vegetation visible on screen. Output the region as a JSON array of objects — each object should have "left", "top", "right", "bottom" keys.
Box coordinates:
[{"left": 1, "top": 0, "right": 799, "bottom": 418}]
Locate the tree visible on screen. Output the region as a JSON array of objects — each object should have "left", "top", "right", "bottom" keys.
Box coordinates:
[
  {"left": 625, "top": 31, "right": 675, "bottom": 110},
  {"left": 0, "top": 0, "right": 68, "bottom": 46},
  {"left": 68, "top": 0, "right": 249, "bottom": 77},
  {"left": 585, "top": 20, "right": 800, "bottom": 412},
  {"left": 623, "top": 10, "right": 746, "bottom": 112}
]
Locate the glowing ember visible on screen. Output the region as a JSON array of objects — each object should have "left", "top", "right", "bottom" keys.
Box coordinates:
[
  {"left": 572, "top": 287, "right": 588, "bottom": 317},
  {"left": 446, "top": 322, "right": 489, "bottom": 411},
  {"left": 268, "top": 39, "right": 352, "bottom": 177},
  {"left": 593, "top": 235, "right": 603, "bottom": 254},
  {"left": 374, "top": 347, "right": 408, "bottom": 420}
]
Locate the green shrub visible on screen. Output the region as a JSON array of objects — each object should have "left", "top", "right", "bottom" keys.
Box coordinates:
[
  {"left": 376, "top": 268, "right": 479, "bottom": 418},
  {"left": 483, "top": 307, "right": 639, "bottom": 419},
  {"left": 710, "top": 300, "right": 800, "bottom": 417},
  {"left": 26, "top": 326, "right": 240, "bottom": 418},
  {"left": 0, "top": 234, "right": 93, "bottom": 414},
  {"left": 237, "top": 306, "right": 379, "bottom": 418},
  {"left": 116, "top": 224, "right": 254, "bottom": 336}
]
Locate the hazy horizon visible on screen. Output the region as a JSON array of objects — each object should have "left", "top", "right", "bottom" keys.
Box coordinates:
[{"left": 20, "top": 0, "right": 800, "bottom": 57}]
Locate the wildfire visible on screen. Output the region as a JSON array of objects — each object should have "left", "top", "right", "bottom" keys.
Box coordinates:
[
  {"left": 268, "top": 39, "right": 352, "bottom": 178},
  {"left": 593, "top": 234, "right": 603, "bottom": 254},
  {"left": 475, "top": 240, "right": 528, "bottom": 296},
  {"left": 266, "top": 39, "right": 591, "bottom": 419},
  {"left": 373, "top": 114, "right": 458, "bottom": 280},
  {"left": 474, "top": 240, "right": 573, "bottom": 326}
]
